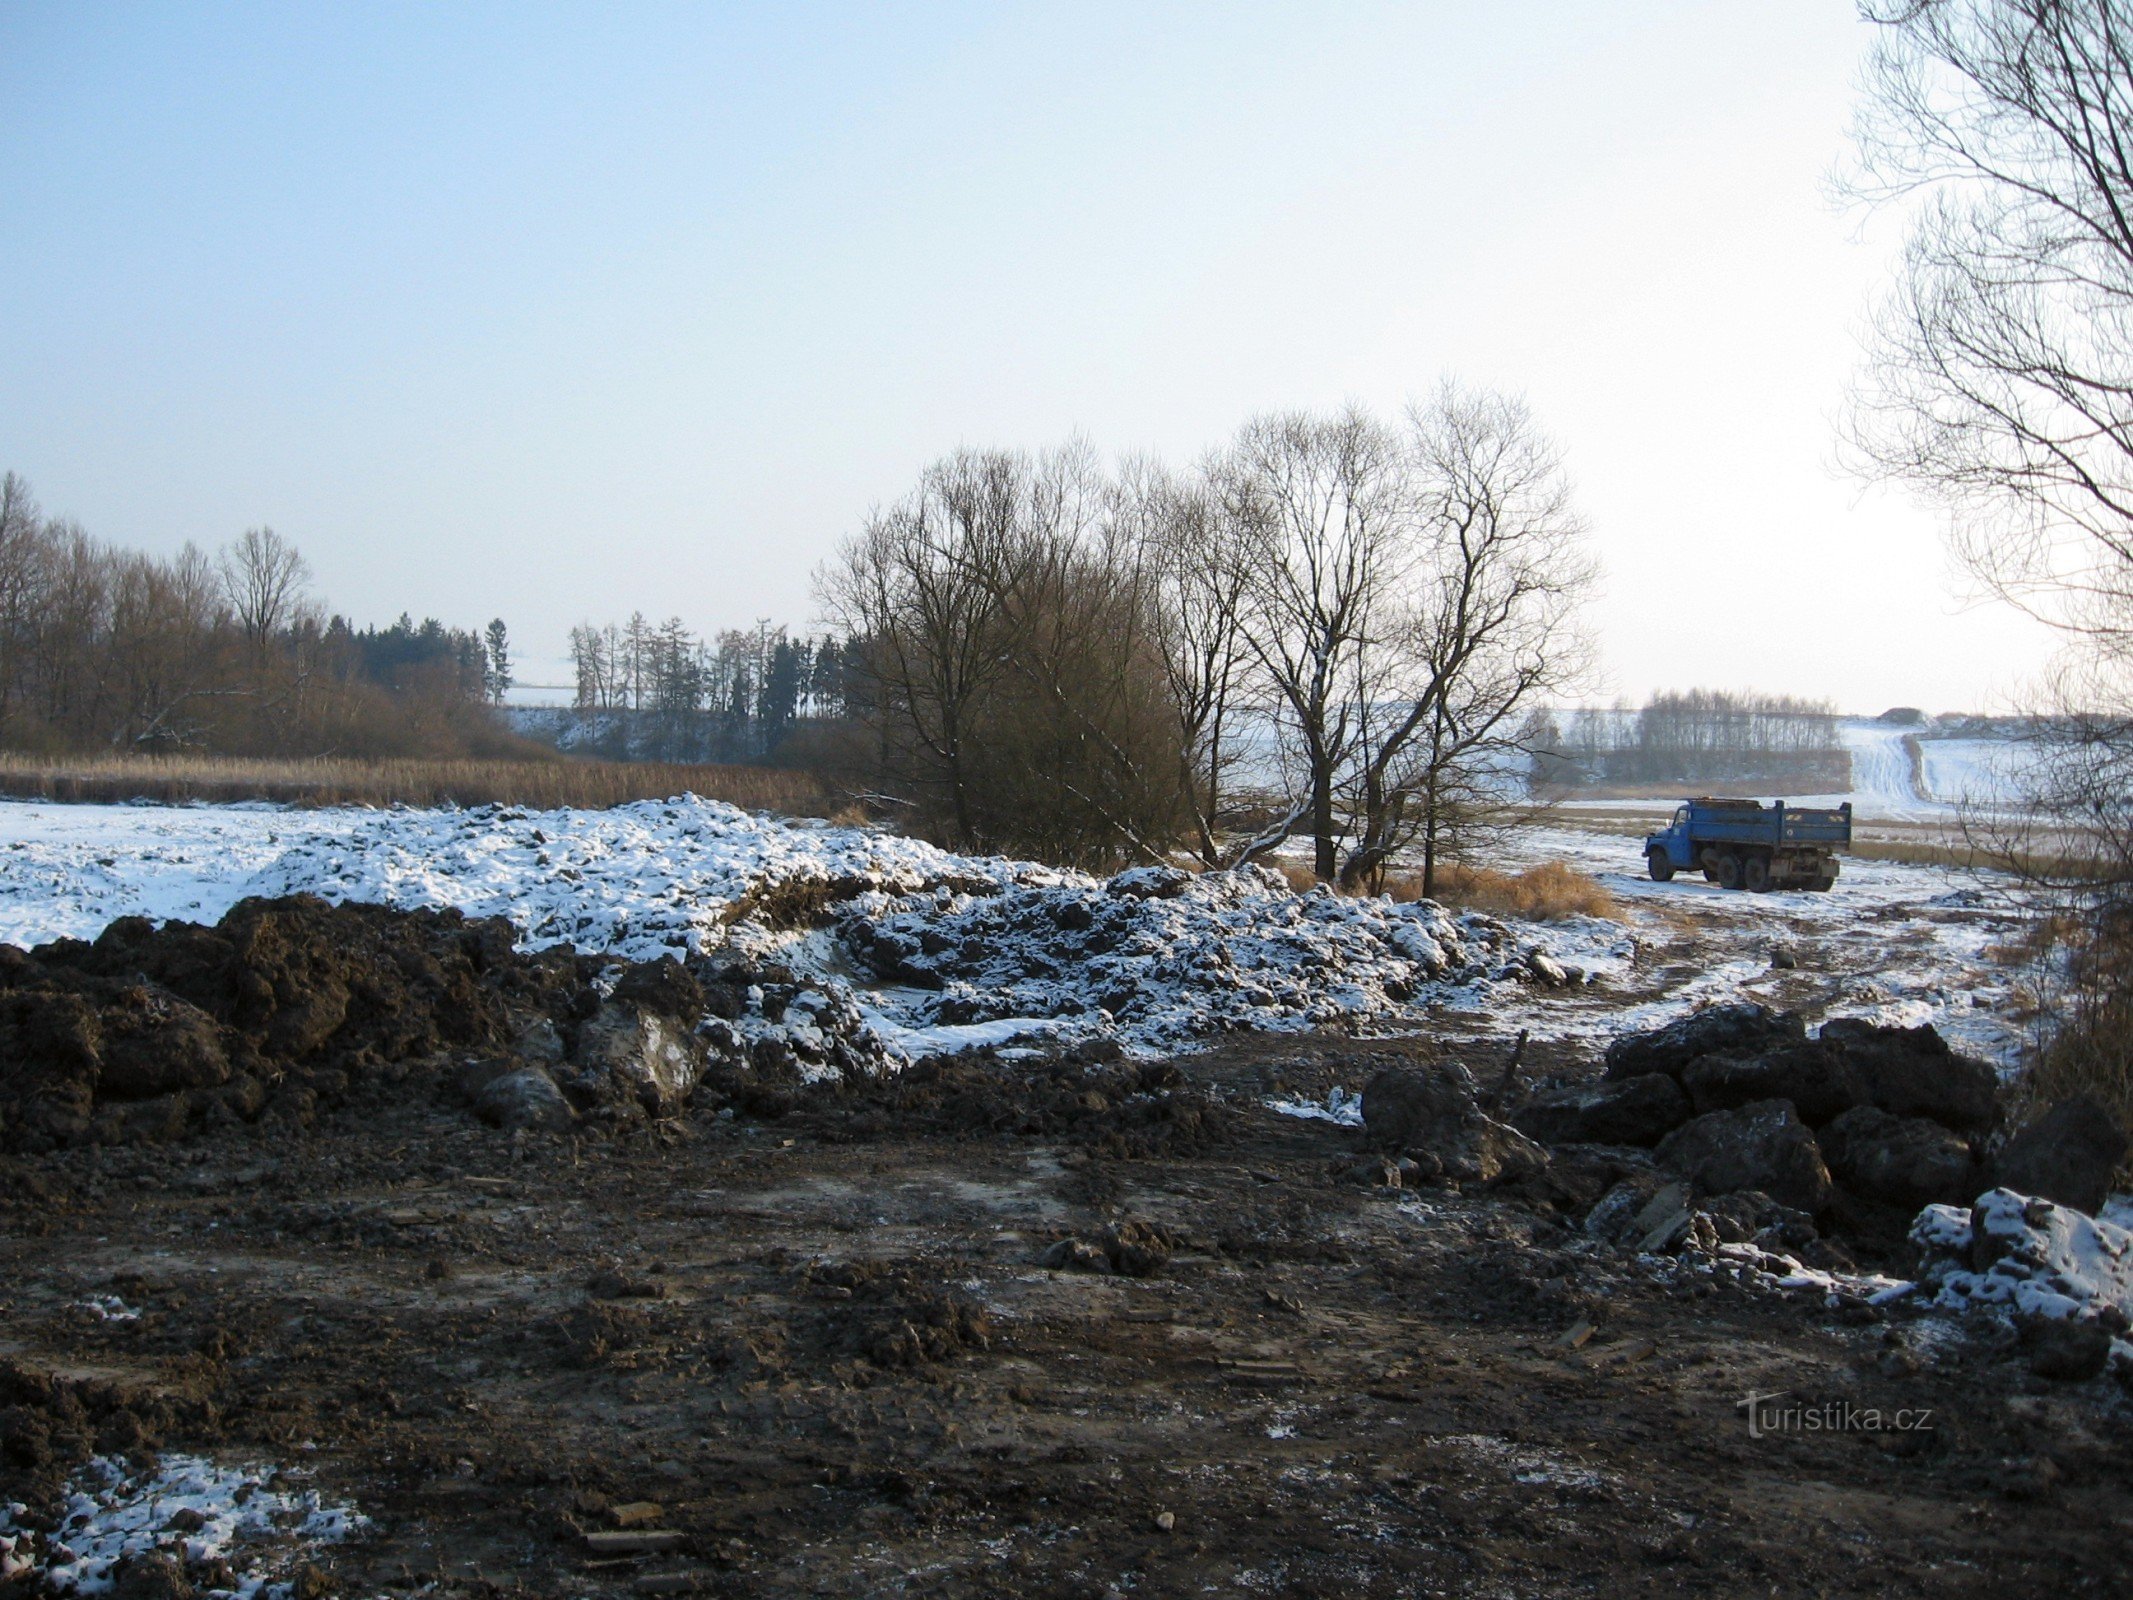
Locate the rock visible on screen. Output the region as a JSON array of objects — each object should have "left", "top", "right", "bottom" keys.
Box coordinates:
[
  {"left": 1524, "top": 951, "right": 1569, "bottom": 986},
  {"left": 473, "top": 1066, "right": 574, "bottom": 1133},
  {"left": 1154, "top": 1510, "right": 1176, "bottom": 1533},
  {"left": 1911, "top": 1188, "right": 2133, "bottom": 1326},
  {"left": 572, "top": 1003, "right": 705, "bottom": 1118},
  {"left": 1815, "top": 1018, "right": 1999, "bottom": 1133},
  {"left": 1362, "top": 1063, "right": 1548, "bottom": 1185},
  {"left": 2024, "top": 1318, "right": 2112, "bottom": 1381},
  {"left": 1514, "top": 1072, "right": 1691, "bottom": 1148},
  {"left": 1769, "top": 944, "right": 1798, "bottom": 970},
  {"left": 1656, "top": 1099, "right": 1833, "bottom": 1213},
  {"left": 1039, "top": 1238, "right": 1113, "bottom": 1273},
  {"left": 1820, "top": 1105, "right": 1979, "bottom": 1209},
  {"left": 109, "top": 1552, "right": 197, "bottom": 1600},
  {"left": 608, "top": 957, "right": 707, "bottom": 1023},
  {"left": 1631, "top": 1182, "right": 1694, "bottom": 1252},
  {"left": 1680, "top": 1042, "right": 1866, "bottom": 1125},
  {"left": 1584, "top": 1178, "right": 1665, "bottom": 1244},
  {"left": 1603, "top": 1004, "right": 1805, "bottom": 1082},
  {"left": 586, "top": 1531, "right": 687, "bottom": 1554},
  {"left": 1991, "top": 1095, "right": 2129, "bottom": 1215},
  {"left": 1104, "top": 865, "right": 1192, "bottom": 899}
]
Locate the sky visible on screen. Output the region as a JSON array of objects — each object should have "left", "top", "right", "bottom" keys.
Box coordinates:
[{"left": 0, "top": 1, "right": 2061, "bottom": 711}]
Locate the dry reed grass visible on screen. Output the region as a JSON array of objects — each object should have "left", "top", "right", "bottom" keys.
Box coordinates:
[
  {"left": 1271, "top": 856, "right": 1616, "bottom": 921},
  {"left": 0, "top": 752, "right": 839, "bottom": 815}
]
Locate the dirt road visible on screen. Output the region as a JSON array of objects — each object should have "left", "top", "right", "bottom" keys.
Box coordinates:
[{"left": 4, "top": 1033, "right": 2127, "bottom": 1599}]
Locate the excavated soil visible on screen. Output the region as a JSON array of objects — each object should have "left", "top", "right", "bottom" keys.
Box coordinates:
[{"left": 1, "top": 912, "right": 2131, "bottom": 1597}]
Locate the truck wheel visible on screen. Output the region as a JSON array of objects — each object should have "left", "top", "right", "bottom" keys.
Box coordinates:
[
  {"left": 1715, "top": 853, "right": 1742, "bottom": 890},
  {"left": 1743, "top": 855, "right": 1770, "bottom": 893},
  {"left": 1812, "top": 874, "right": 1835, "bottom": 892},
  {"left": 1647, "top": 850, "right": 1674, "bottom": 882}
]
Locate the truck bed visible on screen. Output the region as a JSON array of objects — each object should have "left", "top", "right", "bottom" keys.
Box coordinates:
[{"left": 1685, "top": 799, "right": 1852, "bottom": 847}]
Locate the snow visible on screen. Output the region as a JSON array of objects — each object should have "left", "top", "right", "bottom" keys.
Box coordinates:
[
  {"left": 1911, "top": 1188, "right": 2133, "bottom": 1325},
  {"left": 1472, "top": 823, "right": 2034, "bottom": 1066},
  {"left": 0, "top": 796, "right": 1538, "bottom": 1066},
  {"left": 0, "top": 1453, "right": 365, "bottom": 1597},
  {"left": 1267, "top": 1087, "right": 1366, "bottom": 1126},
  {"left": 0, "top": 786, "right": 2043, "bottom": 1076}
]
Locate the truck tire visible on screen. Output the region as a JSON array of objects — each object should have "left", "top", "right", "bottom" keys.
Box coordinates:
[
  {"left": 1812, "top": 874, "right": 1836, "bottom": 892},
  {"left": 1743, "top": 854, "right": 1770, "bottom": 893},
  {"left": 1647, "top": 849, "right": 1674, "bottom": 882},
  {"left": 1715, "top": 852, "right": 1742, "bottom": 890}
]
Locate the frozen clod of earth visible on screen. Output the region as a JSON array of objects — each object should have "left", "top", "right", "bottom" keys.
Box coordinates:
[
  {"left": 1989, "top": 1094, "right": 2131, "bottom": 1216},
  {"left": 1912, "top": 1188, "right": 2133, "bottom": 1328},
  {"left": 0, "top": 1452, "right": 365, "bottom": 1597},
  {"left": 1360, "top": 1060, "right": 1549, "bottom": 1186},
  {"left": 838, "top": 860, "right": 1511, "bottom": 1057}
]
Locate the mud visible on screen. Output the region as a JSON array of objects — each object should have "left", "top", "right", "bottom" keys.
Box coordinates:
[
  {"left": 1, "top": 910, "right": 2130, "bottom": 1596},
  {"left": 0, "top": 897, "right": 758, "bottom": 1154}
]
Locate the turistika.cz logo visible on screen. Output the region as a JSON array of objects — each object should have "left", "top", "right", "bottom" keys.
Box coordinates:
[{"left": 1738, "top": 1391, "right": 1934, "bottom": 1439}]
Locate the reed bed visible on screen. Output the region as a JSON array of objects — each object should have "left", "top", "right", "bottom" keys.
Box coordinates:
[{"left": 0, "top": 752, "right": 841, "bottom": 815}]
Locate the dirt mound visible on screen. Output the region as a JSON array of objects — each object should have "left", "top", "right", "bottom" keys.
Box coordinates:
[{"left": 0, "top": 897, "right": 707, "bottom": 1153}]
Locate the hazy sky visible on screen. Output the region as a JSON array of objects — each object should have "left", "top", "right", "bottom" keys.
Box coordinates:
[{"left": 0, "top": 2, "right": 2060, "bottom": 710}]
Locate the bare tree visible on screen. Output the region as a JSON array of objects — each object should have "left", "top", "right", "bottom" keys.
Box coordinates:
[
  {"left": 1118, "top": 456, "right": 1256, "bottom": 864},
  {"left": 1215, "top": 406, "right": 1412, "bottom": 879},
  {"left": 220, "top": 526, "right": 311, "bottom": 662},
  {"left": 1845, "top": 0, "right": 2133, "bottom": 648},
  {"left": 818, "top": 449, "right": 1024, "bottom": 845},
  {"left": 1339, "top": 385, "right": 1597, "bottom": 893},
  {"left": 1844, "top": 0, "right": 2133, "bottom": 1125}
]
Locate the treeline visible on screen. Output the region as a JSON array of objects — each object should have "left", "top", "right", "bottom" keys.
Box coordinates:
[
  {"left": 0, "top": 472, "right": 518, "bottom": 759},
  {"left": 823, "top": 386, "right": 1595, "bottom": 886},
  {"left": 561, "top": 617, "right": 853, "bottom": 763},
  {"left": 1528, "top": 689, "right": 1846, "bottom": 791}
]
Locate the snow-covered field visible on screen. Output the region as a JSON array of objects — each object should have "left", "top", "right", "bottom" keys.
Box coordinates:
[
  {"left": 1489, "top": 822, "right": 2034, "bottom": 1065},
  {"left": 0, "top": 791, "right": 2038, "bottom": 1071}
]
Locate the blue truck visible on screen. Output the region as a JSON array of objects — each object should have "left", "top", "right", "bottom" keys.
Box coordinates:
[{"left": 1643, "top": 798, "right": 1851, "bottom": 892}]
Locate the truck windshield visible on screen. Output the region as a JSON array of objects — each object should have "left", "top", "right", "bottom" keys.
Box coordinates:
[{"left": 1673, "top": 806, "right": 1688, "bottom": 828}]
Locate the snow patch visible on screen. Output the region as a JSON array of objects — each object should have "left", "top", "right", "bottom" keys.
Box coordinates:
[
  {"left": 0, "top": 1454, "right": 366, "bottom": 1597},
  {"left": 1911, "top": 1188, "right": 2133, "bottom": 1324}
]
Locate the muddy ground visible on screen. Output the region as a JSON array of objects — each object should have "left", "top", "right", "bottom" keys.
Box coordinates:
[{"left": 3, "top": 1021, "right": 2131, "bottom": 1600}]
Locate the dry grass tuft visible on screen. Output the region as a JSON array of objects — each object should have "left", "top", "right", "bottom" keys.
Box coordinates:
[
  {"left": 1387, "top": 859, "right": 1617, "bottom": 921},
  {"left": 1272, "top": 861, "right": 1321, "bottom": 895},
  {"left": 0, "top": 752, "right": 839, "bottom": 816},
  {"left": 1271, "top": 855, "right": 1616, "bottom": 921}
]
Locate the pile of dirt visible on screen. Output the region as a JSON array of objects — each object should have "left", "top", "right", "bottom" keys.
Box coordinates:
[
  {"left": 835, "top": 862, "right": 1519, "bottom": 1052},
  {"left": 0, "top": 896, "right": 726, "bottom": 1153}
]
